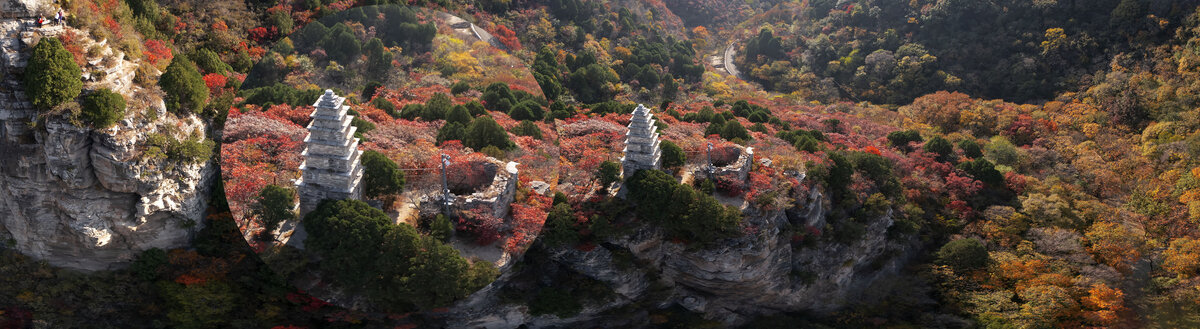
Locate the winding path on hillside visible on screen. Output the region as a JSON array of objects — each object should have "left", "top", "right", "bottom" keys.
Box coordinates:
[{"left": 723, "top": 41, "right": 744, "bottom": 80}]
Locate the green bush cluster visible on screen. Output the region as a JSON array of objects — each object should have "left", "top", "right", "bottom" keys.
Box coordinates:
[
  {"left": 626, "top": 169, "right": 743, "bottom": 247},
  {"left": 303, "top": 199, "right": 497, "bottom": 311},
  {"left": 159, "top": 58, "right": 209, "bottom": 115},
  {"left": 361, "top": 150, "right": 406, "bottom": 199},
  {"left": 253, "top": 185, "right": 295, "bottom": 240},
  {"left": 80, "top": 89, "right": 126, "bottom": 129},
  {"left": 936, "top": 238, "right": 990, "bottom": 272},
  {"left": 24, "top": 38, "right": 82, "bottom": 111},
  {"left": 144, "top": 133, "right": 214, "bottom": 164}
]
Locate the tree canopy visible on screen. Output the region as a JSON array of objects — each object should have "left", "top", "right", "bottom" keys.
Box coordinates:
[
  {"left": 160, "top": 58, "right": 210, "bottom": 115},
  {"left": 361, "top": 150, "right": 406, "bottom": 199},
  {"left": 24, "top": 37, "right": 82, "bottom": 111}
]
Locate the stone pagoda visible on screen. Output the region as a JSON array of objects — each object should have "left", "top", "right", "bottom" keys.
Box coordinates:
[
  {"left": 621, "top": 104, "right": 662, "bottom": 179},
  {"left": 295, "top": 90, "right": 363, "bottom": 215}
]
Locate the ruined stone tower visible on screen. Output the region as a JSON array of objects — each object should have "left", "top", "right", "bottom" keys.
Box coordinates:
[
  {"left": 621, "top": 104, "right": 662, "bottom": 179},
  {"left": 296, "top": 90, "right": 363, "bottom": 214}
]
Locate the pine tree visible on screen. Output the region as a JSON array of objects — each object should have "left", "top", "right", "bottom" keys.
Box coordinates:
[
  {"left": 445, "top": 105, "right": 472, "bottom": 125},
  {"left": 254, "top": 185, "right": 295, "bottom": 238},
  {"left": 362, "top": 150, "right": 406, "bottom": 199},
  {"left": 159, "top": 58, "right": 209, "bottom": 115},
  {"left": 660, "top": 140, "right": 686, "bottom": 168},
  {"left": 24, "top": 37, "right": 82, "bottom": 111},
  {"left": 464, "top": 116, "right": 511, "bottom": 151},
  {"left": 80, "top": 89, "right": 126, "bottom": 129}
]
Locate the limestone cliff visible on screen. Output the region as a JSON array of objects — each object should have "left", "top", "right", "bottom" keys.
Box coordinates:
[
  {"left": 0, "top": 8, "right": 213, "bottom": 271},
  {"left": 443, "top": 184, "right": 918, "bottom": 328}
]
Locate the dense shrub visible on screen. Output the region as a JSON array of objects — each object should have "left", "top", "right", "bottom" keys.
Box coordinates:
[
  {"left": 924, "top": 136, "right": 954, "bottom": 162},
  {"left": 240, "top": 83, "right": 322, "bottom": 107},
  {"left": 361, "top": 150, "right": 405, "bottom": 199},
  {"left": 597, "top": 160, "right": 620, "bottom": 187},
  {"left": 464, "top": 116, "right": 512, "bottom": 151},
  {"left": 145, "top": 133, "right": 214, "bottom": 164},
  {"left": 431, "top": 214, "right": 454, "bottom": 242},
  {"left": 936, "top": 238, "right": 989, "bottom": 272},
  {"left": 253, "top": 185, "right": 295, "bottom": 238},
  {"left": 887, "top": 130, "right": 923, "bottom": 151},
  {"left": 958, "top": 139, "right": 983, "bottom": 158},
  {"left": 660, "top": 140, "right": 686, "bottom": 169},
  {"left": 451, "top": 81, "right": 471, "bottom": 95},
  {"left": 539, "top": 203, "right": 579, "bottom": 247},
  {"left": 80, "top": 89, "right": 126, "bottom": 129},
  {"left": 445, "top": 105, "right": 472, "bottom": 125},
  {"left": 189, "top": 48, "right": 230, "bottom": 75},
  {"left": 159, "top": 58, "right": 209, "bottom": 115},
  {"left": 511, "top": 120, "right": 543, "bottom": 139},
  {"left": 437, "top": 122, "right": 466, "bottom": 144},
  {"left": 303, "top": 199, "right": 496, "bottom": 311},
  {"left": 24, "top": 38, "right": 82, "bottom": 111},
  {"left": 421, "top": 93, "right": 452, "bottom": 121},
  {"left": 626, "top": 170, "right": 742, "bottom": 246}
]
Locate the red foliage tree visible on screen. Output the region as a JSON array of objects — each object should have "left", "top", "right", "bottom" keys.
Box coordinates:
[
  {"left": 492, "top": 25, "right": 522, "bottom": 51},
  {"left": 457, "top": 206, "right": 502, "bottom": 245},
  {"left": 144, "top": 39, "right": 173, "bottom": 66},
  {"left": 203, "top": 73, "right": 227, "bottom": 95}
]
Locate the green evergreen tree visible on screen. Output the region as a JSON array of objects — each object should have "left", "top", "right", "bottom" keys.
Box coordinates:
[
  {"left": 361, "top": 150, "right": 406, "bottom": 199},
  {"left": 363, "top": 37, "right": 390, "bottom": 77},
  {"left": 511, "top": 120, "right": 543, "bottom": 139},
  {"left": 936, "top": 238, "right": 989, "bottom": 272},
  {"left": 437, "top": 122, "right": 466, "bottom": 144},
  {"left": 924, "top": 136, "right": 955, "bottom": 162},
  {"left": 660, "top": 140, "right": 686, "bottom": 169},
  {"left": 464, "top": 116, "right": 511, "bottom": 150},
  {"left": 189, "top": 48, "right": 230, "bottom": 75},
  {"left": 450, "top": 81, "right": 471, "bottom": 95},
  {"left": 24, "top": 37, "right": 82, "bottom": 111},
  {"left": 540, "top": 203, "right": 579, "bottom": 247},
  {"left": 321, "top": 25, "right": 361, "bottom": 63},
  {"left": 794, "top": 134, "right": 820, "bottom": 153},
  {"left": 597, "top": 160, "right": 621, "bottom": 188},
  {"left": 959, "top": 139, "right": 983, "bottom": 158},
  {"left": 445, "top": 105, "right": 472, "bottom": 125},
  {"left": 481, "top": 82, "right": 515, "bottom": 111},
  {"left": 887, "top": 130, "right": 923, "bottom": 151},
  {"left": 254, "top": 185, "right": 295, "bottom": 238},
  {"left": 431, "top": 214, "right": 454, "bottom": 242},
  {"left": 720, "top": 120, "right": 751, "bottom": 142},
  {"left": 422, "top": 93, "right": 452, "bottom": 121},
  {"left": 80, "top": 88, "right": 126, "bottom": 129},
  {"left": 159, "top": 58, "right": 209, "bottom": 115}
]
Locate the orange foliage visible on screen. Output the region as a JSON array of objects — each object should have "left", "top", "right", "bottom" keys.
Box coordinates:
[{"left": 1082, "top": 283, "right": 1127, "bottom": 327}]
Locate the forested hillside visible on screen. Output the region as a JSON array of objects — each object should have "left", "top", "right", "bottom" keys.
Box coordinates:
[{"left": 3, "top": 0, "right": 1200, "bottom": 328}]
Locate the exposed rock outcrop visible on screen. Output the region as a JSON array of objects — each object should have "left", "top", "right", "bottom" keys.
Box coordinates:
[
  {"left": 0, "top": 12, "right": 214, "bottom": 271},
  {"left": 443, "top": 183, "right": 919, "bottom": 328}
]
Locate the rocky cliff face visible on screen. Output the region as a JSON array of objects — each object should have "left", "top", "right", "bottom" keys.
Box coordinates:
[
  {"left": 444, "top": 184, "right": 918, "bottom": 328},
  {"left": 0, "top": 10, "right": 214, "bottom": 271}
]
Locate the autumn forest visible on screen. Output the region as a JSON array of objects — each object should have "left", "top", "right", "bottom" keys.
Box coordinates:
[{"left": 2, "top": 0, "right": 1200, "bottom": 328}]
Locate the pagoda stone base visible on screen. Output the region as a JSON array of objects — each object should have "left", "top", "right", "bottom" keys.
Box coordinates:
[{"left": 297, "top": 184, "right": 363, "bottom": 215}]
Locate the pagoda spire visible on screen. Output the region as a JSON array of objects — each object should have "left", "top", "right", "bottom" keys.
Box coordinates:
[
  {"left": 296, "top": 89, "right": 364, "bottom": 215},
  {"left": 620, "top": 104, "right": 662, "bottom": 179}
]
